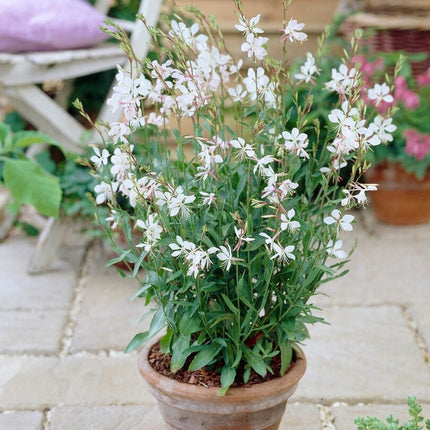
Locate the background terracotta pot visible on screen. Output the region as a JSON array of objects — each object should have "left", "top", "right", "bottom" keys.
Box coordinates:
[
  {"left": 366, "top": 162, "right": 430, "bottom": 225},
  {"left": 138, "top": 340, "right": 306, "bottom": 430}
]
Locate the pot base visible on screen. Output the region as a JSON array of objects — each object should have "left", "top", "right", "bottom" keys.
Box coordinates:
[
  {"left": 366, "top": 163, "right": 430, "bottom": 225},
  {"left": 138, "top": 340, "right": 306, "bottom": 430}
]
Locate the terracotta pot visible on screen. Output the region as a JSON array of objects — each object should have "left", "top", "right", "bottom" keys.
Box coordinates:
[
  {"left": 366, "top": 162, "right": 430, "bottom": 225},
  {"left": 138, "top": 340, "right": 306, "bottom": 430}
]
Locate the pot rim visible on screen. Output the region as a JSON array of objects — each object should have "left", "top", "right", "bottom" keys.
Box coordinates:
[{"left": 138, "top": 336, "right": 307, "bottom": 403}]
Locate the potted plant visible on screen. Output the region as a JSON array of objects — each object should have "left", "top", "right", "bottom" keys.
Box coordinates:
[
  {"left": 354, "top": 52, "right": 430, "bottom": 224},
  {"left": 88, "top": 2, "right": 396, "bottom": 429}
]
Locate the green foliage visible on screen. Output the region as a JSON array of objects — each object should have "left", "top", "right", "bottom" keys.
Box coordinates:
[
  {"left": 355, "top": 397, "right": 430, "bottom": 430},
  {"left": 0, "top": 123, "right": 62, "bottom": 218}
]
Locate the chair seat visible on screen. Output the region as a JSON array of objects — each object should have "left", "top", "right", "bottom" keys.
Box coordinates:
[{"left": 0, "top": 43, "right": 126, "bottom": 86}]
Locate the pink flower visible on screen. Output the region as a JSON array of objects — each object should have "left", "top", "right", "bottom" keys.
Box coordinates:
[
  {"left": 417, "top": 68, "right": 430, "bottom": 87},
  {"left": 404, "top": 129, "right": 430, "bottom": 160},
  {"left": 394, "top": 76, "right": 420, "bottom": 110},
  {"left": 353, "top": 55, "right": 383, "bottom": 79}
]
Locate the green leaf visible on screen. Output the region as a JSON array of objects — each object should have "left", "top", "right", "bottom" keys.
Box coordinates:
[
  {"left": 170, "top": 334, "right": 190, "bottom": 372},
  {"left": 221, "top": 293, "right": 239, "bottom": 314},
  {"left": 179, "top": 313, "right": 202, "bottom": 336},
  {"left": 218, "top": 365, "right": 236, "bottom": 396},
  {"left": 188, "top": 343, "right": 221, "bottom": 371},
  {"left": 243, "top": 346, "right": 267, "bottom": 377},
  {"left": 3, "top": 158, "right": 62, "bottom": 218},
  {"left": 105, "top": 249, "right": 131, "bottom": 267},
  {"left": 148, "top": 306, "right": 166, "bottom": 338},
  {"left": 278, "top": 337, "right": 293, "bottom": 376},
  {"left": 12, "top": 131, "right": 60, "bottom": 149},
  {"left": 125, "top": 332, "right": 148, "bottom": 353}
]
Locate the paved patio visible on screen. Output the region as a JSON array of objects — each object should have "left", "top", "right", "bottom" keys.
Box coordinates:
[{"left": 0, "top": 208, "right": 429, "bottom": 429}]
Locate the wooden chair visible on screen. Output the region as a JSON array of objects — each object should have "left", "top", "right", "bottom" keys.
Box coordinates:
[
  {"left": 0, "top": 0, "right": 163, "bottom": 272},
  {"left": 0, "top": 0, "right": 163, "bottom": 153}
]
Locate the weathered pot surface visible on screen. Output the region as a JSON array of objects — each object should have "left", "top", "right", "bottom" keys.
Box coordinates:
[
  {"left": 138, "top": 339, "right": 306, "bottom": 430},
  {"left": 366, "top": 162, "right": 430, "bottom": 225}
]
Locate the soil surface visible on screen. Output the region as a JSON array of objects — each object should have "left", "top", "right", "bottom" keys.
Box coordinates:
[{"left": 148, "top": 342, "right": 296, "bottom": 388}]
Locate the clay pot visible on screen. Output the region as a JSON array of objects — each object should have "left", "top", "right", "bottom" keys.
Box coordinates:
[
  {"left": 366, "top": 162, "right": 430, "bottom": 225},
  {"left": 138, "top": 340, "right": 306, "bottom": 430}
]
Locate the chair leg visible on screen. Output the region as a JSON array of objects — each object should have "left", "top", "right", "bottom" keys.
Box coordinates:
[
  {"left": 0, "top": 188, "right": 15, "bottom": 242},
  {"left": 5, "top": 85, "right": 87, "bottom": 154},
  {"left": 27, "top": 217, "right": 67, "bottom": 274}
]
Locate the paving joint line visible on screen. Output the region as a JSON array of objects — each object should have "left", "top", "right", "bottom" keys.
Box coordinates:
[
  {"left": 59, "top": 238, "right": 98, "bottom": 358},
  {"left": 318, "top": 404, "right": 336, "bottom": 429},
  {"left": 42, "top": 408, "right": 52, "bottom": 430},
  {"left": 401, "top": 306, "right": 430, "bottom": 370}
]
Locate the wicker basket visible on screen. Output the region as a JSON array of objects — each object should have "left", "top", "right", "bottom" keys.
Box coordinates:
[{"left": 342, "top": 5, "right": 430, "bottom": 76}]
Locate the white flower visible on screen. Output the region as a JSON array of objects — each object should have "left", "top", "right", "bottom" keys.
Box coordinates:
[
  {"left": 278, "top": 179, "right": 299, "bottom": 200},
  {"left": 136, "top": 213, "right": 163, "bottom": 251},
  {"left": 259, "top": 232, "right": 275, "bottom": 248},
  {"left": 94, "top": 181, "right": 118, "bottom": 205},
  {"left": 243, "top": 67, "right": 269, "bottom": 101},
  {"left": 368, "top": 116, "right": 397, "bottom": 143},
  {"left": 110, "top": 147, "right": 134, "bottom": 181},
  {"left": 90, "top": 147, "right": 109, "bottom": 169},
  {"left": 235, "top": 14, "right": 264, "bottom": 36},
  {"left": 200, "top": 191, "right": 217, "bottom": 207},
  {"left": 279, "top": 128, "right": 309, "bottom": 159},
  {"left": 324, "top": 209, "right": 354, "bottom": 231},
  {"left": 169, "top": 236, "right": 196, "bottom": 257},
  {"left": 217, "top": 244, "right": 234, "bottom": 271},
  {"left": 271, "top": 242, "right": 296, "bottom": 263},
  {"left": 325, "top": 64, "right": 358, "bottom": 95},
  {"left": 341, "top": 183, "right": 377, "bottom": 206},
  {"left": 328, "top": 101, "right": 358, "bottom": 128},
  {"left": 294, "top": 52, "right": 318, "bottom": 83},
  {"left": 233, "top": 226, "right": 255, "bottom": 251},
  {"left": 228, "top": 84, "right": 247, "bottom": 102},
  {"left": 326, "top": 239, "right": 347, "bottom": 259},
  {"left": 105, "top": 209, "right": 119, "bottom": 229},
  {"left": 281, "top": 18, "right": 307, "bottom": 43},
  {"left": 367, "top": 83, "right": 393, "bottom": 106},
  {"left": 108, "top": 122, "right": 130, "bottom": 144},
  {"left": 231, "top": 137, "right": 256, "bottom": 160},
  {"left": 253, "top": 155, "right": 274, "bottom": 176},
  {"left": 241, "top": 33, "right": 269, "bottom": 60},
  {"left": 168, "top": 187, "right": 196, "bottom": 217},
  {"left": 280, "top": 209, "right": 300, "bottom": 232}
]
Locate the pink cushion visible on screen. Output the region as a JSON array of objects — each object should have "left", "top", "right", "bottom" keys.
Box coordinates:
[{"left": 0, "top": 0, "right": 109, "bottom": 53}]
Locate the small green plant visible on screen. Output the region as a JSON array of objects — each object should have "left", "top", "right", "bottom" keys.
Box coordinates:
[{"left": 355, "top": 397, "right": 430, "bottom": 430}]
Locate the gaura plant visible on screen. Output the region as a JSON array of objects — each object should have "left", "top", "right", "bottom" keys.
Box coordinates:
[{"left": 88, "top": 0, "right": 396, "bottom": 394}]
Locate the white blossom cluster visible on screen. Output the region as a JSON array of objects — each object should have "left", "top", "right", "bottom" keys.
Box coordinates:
[{"left": 91, "top": 11, "right": 396, "bottom": 280}]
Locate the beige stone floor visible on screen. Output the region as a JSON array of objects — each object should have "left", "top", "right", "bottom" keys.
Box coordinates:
[{"left": 0, "top": 209, "right": 429, "bottom": 429}]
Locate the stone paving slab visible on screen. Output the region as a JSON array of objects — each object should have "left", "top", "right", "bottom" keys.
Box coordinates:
[
  {"left": 295, "top": 306, "right": 430, "bottom": 403},
  {"left": 49, "top": 404, "right": 165, "bottom": 430},
  {"left": 48, "top": 402, "right": 321, "bottom": 430},
  {"left": 0, "top": 354, "right": 155, "bottom": 410},
  {"left": 332, "top": 402, "right": 430, "bottom": 430},
  {"left": 0, "top": 236, "right": 78, "bottom": 311},
  {"left": 70, "top": 273, "right": 149, "bottom": 353},
  {"left": 0, "top": 310, "right": 66, "bottom": 354},
  {"left": 408, "top": 302, "right": 430, "bottom": 351},
  {"left": 316, "top": 219, "right": 430, "bottom": 307},
  {"left": 0, "top": 410, "right": 44, "bottom": 430}
]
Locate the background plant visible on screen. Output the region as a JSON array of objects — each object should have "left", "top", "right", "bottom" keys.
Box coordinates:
[
  {"left": 89, "top": 1, "right": 396, "bottom": 393},
  {"left": 354, "top": 51, "right": 430, "bottom": 179},
  {"left": 355, "top": 396, "right": 430, "bottom": 430}
]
